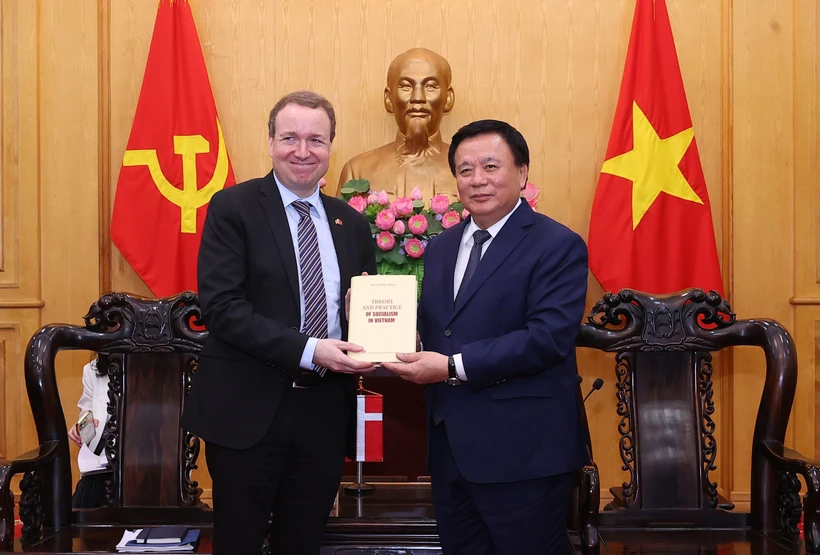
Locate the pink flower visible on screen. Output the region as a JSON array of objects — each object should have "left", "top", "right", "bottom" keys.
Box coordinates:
[
  {"left": 462, "top": 208, "right": 470, "bottom": 219},
  {"left": 377, "top": 190, "right": 390, "bottom": 206},
  {"left": 407, "top": 214, "right": 428, "bottom": 235},
  {"left": 411, "top": 187, "right": 423, "bottom": 201},
  {"left": 375, "top": 209, "right": 396, "bottom": 230},
  {"left": 392, "top": 220, "right": 406, "bottom": 235},
  {"left": 522, "top": 182, "right": 540, "bottom": 209},
  {"left": 366, "top": 193, "right": 379, "bottom": 205},
  {"left": 376, "top": 232, "right": 396, "bottom": 251},
  {"left": 392, "top": 197, "right": 414, "bottom": 217},
  {"left": 405, "top": 238, "right": 425, "bottom": 259},
  {"left": 347, "top": 195, "right": 367, "bottom": 213},
  {"left": 441, "top": 210, "right": 461, "bottom": 229},
  {"left": 430, "top": 194, "right": 450, "bottom": 215}
]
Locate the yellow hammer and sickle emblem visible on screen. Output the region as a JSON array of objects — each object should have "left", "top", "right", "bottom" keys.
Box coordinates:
[{"left": 122, "top": 118, "right": 230, "bottom": 234}]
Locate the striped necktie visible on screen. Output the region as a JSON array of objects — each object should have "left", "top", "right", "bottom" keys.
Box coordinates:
[{"left": 293, "top": 201, "right": 328, "bottom": 378}]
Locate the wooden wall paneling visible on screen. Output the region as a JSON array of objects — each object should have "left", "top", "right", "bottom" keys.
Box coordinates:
[
  {"left": 1, "top": 0, "right": 41, "bottom": 302},
  {"left": 0, "top": 0, "right": 44, "bottom": 486},
  {"left": 788, "top": 0, "right": 820, "bottom": 465},
  {"left": 108, "top": 0, "right": 154, "bottom": 297},
  {"left": 731, "top": 0, "right": 796, "bottom": 500},
  {"left": 792, "top": 0, "right": 819, "bottom": 460},
  {"left": 103, "top": 0, "right": 740, "bottom": 500},
  {"left": 38, "top": 0, "right": 103, "bottom": 488}
]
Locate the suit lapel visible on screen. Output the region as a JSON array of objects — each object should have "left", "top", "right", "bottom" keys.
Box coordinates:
[
  {"left": 258, "top": 172, "right": 300, "bottom": 304},
  {"left": 438, "top": 221, "right": 465, "bottom": 316},
  {"left": 450, "top": 202, "right": 535, "bottom": 321}
]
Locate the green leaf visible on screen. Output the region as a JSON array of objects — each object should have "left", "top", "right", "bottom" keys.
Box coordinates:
[
  {"left": 382, "top": 247, "right": 410, "bottom": 266},
  {"left": 345, "top": 179, "right": 371, "bottom": 193},
  {"left": 424, "top": 213, "right": 444, "bottom": 235},
  {"left": 449, "top": 201, "right": 464, "bottom": 213}
]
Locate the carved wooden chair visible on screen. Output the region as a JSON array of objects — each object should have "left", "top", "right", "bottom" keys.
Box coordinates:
[
  {"left": 577, "top": 288, "right": 818, "bottom": 553},
  {"left": 0, "top": 292, "right": 210, "bottom": 549}
]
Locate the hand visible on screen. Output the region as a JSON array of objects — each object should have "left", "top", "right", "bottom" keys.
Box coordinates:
[
  {"left": 382, "top": 352, "right": 449, "bottom": 384},
  {"left": 67, "top": 424, "right": 82, "bottom": 447},
  {"left": 314, "top": 339, "right": 377, "bottom": 374},
  {"left": 344, "top": 271, "right": 369, "bottom": 321}
]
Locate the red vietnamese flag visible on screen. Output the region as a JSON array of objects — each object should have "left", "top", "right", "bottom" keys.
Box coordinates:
[
  {"left": 587, "top": 0, "right": 723, "bottom": 295},
  {"left": 111, "top": 0, "right": 236, "bottom": 297}
]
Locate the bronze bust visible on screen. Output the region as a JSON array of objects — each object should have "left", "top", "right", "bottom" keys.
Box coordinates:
[{"left": 336, "top": 48, "right": 458, "bottom": 201}]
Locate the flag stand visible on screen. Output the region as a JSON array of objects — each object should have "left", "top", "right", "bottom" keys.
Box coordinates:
[
  {"left": 344, "top": 376, "right": 379, "bottom": 496},
  {"left": 344, "top": 460, "right": 375, "bottom": 496}
]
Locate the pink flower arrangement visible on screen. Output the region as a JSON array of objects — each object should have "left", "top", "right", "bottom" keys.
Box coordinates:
[
  {"left": 338, "top": 179, "right": 463, "bottom": 279},
  {"left": 391, "top": 197, "right": 414, "bottom": 218},
  {"left": 338, "top": 178, "right": 540, "bottom": 282},
  {"left": 407, "top": 214, "right": 428, "bottom": 235},
  {"left": 441, "top": 210, "right": 461, "bottom": 229},
  {"left": 430, "top": 194, "right": 451, "bottom": 215},
  {"left": 375, "top": 209, "right": 396, "bottom": 231},
  {"left": 405, "top": 238, "right": 424, "bottom": 259},
  {"left": 522, "top": 182, "right": 539, "bottom": 209},
  {"left": 347, "top": 195, "right": 367, "bottom": 213},
  {"left": 376, "top": 231, "right": 395, "bottom": 251}
]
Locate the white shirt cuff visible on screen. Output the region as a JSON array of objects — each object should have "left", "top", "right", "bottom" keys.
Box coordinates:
[
  {"left": 300, "top": 337, "right": 319, "bottom": 371},
  {"left": 454, "top": 353, "right": 467, "bottom": 381}
]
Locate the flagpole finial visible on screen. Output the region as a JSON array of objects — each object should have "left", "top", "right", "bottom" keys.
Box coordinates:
[{"left": 357, "top": 375, "right": 364, "bottom": 393}]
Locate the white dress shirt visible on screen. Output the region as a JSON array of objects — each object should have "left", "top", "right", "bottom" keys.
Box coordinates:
[
  {"left": 452, "top": 199, "right": 522, "bottom": 380},
  {"left": 274, "top": 175, "right": 342, "bottom": 371}
]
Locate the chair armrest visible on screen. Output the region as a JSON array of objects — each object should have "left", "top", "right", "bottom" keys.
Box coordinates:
[
  {"left": 0, "top": 441, "right": 60, "bottom": 551},
  {"left": 760, "top": 439, "right": 820, "bottom": 553}
]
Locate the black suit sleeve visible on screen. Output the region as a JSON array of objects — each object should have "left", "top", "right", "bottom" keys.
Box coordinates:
[{"left": 197, "top": 190, "right": 307, "bottom": 368}]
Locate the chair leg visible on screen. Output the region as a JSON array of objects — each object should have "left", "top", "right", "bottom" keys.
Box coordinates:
[
  {"left": 0, "top": 465, "right": 15, "bottom": 552},
  {"left": 579, "top": 465, "right": 600, "bottom": 555},
  {"left": 804, "top": 467, "right": 820, "bottom": 554}
]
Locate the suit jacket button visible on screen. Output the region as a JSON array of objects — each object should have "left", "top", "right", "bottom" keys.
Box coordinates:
[{"left": 444, "top": 329, "right": 451, "bottom": 337}]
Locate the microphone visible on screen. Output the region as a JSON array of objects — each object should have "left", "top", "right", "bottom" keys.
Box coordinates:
[{"left": 583, "top": 378, "right": 604, "bottom": 403}]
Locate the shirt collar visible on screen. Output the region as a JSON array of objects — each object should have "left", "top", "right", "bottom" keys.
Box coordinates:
[
  {"left": 462, "top": 198, "right": 523, "bottom": 246},
  {"left": 273, "top": 172, "right": 322, "bottom": 211}
]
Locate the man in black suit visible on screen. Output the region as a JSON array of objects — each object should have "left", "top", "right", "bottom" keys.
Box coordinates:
[{"left": 181, "top": 90, "right": 377, "bottom": 555}]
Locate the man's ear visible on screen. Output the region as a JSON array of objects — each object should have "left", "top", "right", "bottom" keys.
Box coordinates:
[
  {"left": 443, "top": 86, "right": 455, "bottom": 114},
  {"left": 384, "top": 87, "right": 395, "bottom": 114},
  {"left": 268, "top": 136, "right": 275, "bottom": 157},
  {"left": 519, "top": 164, "right": 529, "bottom": 189}
]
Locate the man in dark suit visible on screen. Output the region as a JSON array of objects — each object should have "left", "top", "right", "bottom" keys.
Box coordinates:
[
  {"left": 383, "top": 119, "right": 589, "bottom": 554},
  {"left": 181, "top": 91, "right": 377, "bottom": 555}
]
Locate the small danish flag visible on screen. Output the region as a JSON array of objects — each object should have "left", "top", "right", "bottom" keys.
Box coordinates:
[{"left": 356, "top": 390, "right": 383, "bottom": 462}]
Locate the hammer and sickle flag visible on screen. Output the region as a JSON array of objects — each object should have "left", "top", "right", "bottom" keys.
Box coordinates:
[
  {"left": 111, "top": 0, "right": 236, "bottom": 297},
  {"left": 587, "top": 0, "right": 723, "bottom": 296}
]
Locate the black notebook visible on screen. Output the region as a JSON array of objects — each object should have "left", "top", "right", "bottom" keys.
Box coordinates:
[{"left": 135, "top": 527, "right": 189, "bottom": 545}]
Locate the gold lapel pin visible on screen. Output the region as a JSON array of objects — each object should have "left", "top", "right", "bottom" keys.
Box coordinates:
[{"left": 335, "top": 218, "right": 343, "bottom": 225}]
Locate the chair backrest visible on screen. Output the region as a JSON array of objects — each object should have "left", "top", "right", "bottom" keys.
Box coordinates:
[
  {"left": 24, "top": 292, "right": 207, "bottom": 528},
  {"left": 577, "top": 289, "right": 796, "bottom": 529}
]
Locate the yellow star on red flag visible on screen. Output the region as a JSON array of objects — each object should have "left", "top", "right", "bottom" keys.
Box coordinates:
[{"left": 601, "top": 101, "right": 702, "bottom": 230}]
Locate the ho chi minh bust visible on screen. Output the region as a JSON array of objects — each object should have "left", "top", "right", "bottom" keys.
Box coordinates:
[{"left": 335, "top": 48, "right": 458, "bottom": 202}]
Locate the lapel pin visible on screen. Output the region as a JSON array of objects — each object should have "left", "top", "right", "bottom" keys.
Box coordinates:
[{"left": 335, "top": 218, "right": 343, "bottom": 225}]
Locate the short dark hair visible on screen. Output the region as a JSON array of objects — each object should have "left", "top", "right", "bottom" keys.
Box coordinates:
[
  {"left": 448, "top": 119, "right": 530, "bottom": 175},
  {"left": 268, "top": 90, "right": 337, "bottom": 141}
]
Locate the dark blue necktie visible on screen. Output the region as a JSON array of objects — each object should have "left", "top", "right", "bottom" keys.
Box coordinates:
[
  {"left": 455, "top": 229, "right": 492, "bottom": 306},
  {"left": 293, "top": 201, "right": 328, "bottom": 378}
]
